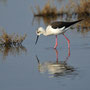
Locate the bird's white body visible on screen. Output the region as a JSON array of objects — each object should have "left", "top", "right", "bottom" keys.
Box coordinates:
[
  {"left": 37, "top": 25, "right": 66, "bottom": 36},
  {"left": 45, "top": 25, "right": 66, "bottom": 36}
]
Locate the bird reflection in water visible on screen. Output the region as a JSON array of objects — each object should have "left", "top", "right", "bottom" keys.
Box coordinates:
[
  {"left": 0, "top": 45, "right": 27, "bottom": 60},
  {"left": 36, "top": 48, "right": 76, "bottom": 78}
]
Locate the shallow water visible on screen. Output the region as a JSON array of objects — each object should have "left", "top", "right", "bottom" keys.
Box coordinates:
[{"left": 0, "top": 0, "right": 90, "bottom": 90}]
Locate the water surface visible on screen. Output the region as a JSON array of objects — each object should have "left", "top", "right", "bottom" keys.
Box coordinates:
[{"left": 0, "top": 0, "right": 90, "bottom": 90}]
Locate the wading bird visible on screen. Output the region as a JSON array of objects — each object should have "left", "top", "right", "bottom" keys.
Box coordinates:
[{"left": 35, "top": 20, "right": 83, "bottom": 48}]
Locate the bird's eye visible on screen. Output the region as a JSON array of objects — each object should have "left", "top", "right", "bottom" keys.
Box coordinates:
[{"left": 37, "top": 31, "right": 41, "bottom": 33}]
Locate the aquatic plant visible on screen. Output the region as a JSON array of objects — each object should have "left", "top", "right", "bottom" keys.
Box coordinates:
[
  {"left": 32, "top": 0, "right": 90, "bottom": 17},
  {"left": 32, "top": 1, "right": 60, "bottom": 17},
  {"left": 76, "top": 0, "right": 90, "bottom": 16},
  {"left": 0, "top": 30, "right": 27, "bottom": 47},
  {"left": 76, "top": 17, "right": 90, "bottom": 35}
]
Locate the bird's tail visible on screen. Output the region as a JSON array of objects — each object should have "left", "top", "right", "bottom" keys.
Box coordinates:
[
  {"left": 71, "top": 19, "right": 83, "bottom": 25},
  {"left": 65, "top": 19, "right": 83, "bottom": 28}
]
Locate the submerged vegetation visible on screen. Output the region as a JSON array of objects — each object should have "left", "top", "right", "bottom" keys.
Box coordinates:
[{"left": 0, "top": 30, "right": 27, "bottom": 47}]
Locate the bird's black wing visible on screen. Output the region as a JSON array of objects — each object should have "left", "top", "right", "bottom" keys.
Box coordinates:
[
  {"left": 50, "top": 20, "right": 83, "bottom": 29},
  {"left": 50, "top": 21, "right": 68, "bottom": 29}
]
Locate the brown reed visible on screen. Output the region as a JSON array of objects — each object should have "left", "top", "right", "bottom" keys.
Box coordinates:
[
  {"left": 0, "top": 30, "right": 27, "bottom": 47},
  {"left": 32, "top": 1, "right": 60, "bottom": 17}
]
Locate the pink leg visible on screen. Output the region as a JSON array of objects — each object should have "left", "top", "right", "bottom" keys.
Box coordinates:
[
  {"left": 54, "top": 35, "right": 58, "bottom": 49},
  {"left": 63, "top": 34, "right": 70, "bottom": 48},
  {"left": 68, "top": 47, "right": 70, "bottom": 57},
  {"left": 64, "top": 47, "right": 70, "bottom": 62},
  {"left": 54, "top": 49, "right": 58, "bottom": 63}
]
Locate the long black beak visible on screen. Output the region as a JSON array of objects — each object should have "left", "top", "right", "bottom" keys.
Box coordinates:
[
  {"left": 35, "top": 35, "right": 39, "bottom": 45},
  {"left": 36, "top": 56, "right": 40, "bottom": 64}
]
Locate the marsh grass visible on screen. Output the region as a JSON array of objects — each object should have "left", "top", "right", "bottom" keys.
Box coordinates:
[
  {"left": 33, "top": 16, "right": 58, "bottom": 25},
  {"left": 76, "top": 17, "right": 90, "bottom": 35},
  {"left": 0, "top": 30, "right": 27, "bottom": 47},
  {"left": 32, "top": 0, "right": 90, "bottom": 17},
  {"left": 76, "top": 0, "right": 90, "bottom": 16},
  {"left": 32, "top": 1, "right": 61, "bottom": 17}
]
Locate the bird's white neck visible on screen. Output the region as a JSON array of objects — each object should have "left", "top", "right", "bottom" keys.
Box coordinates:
[
  {"left": 43, "top": 31, "right": 47, "bottom": 36},
  {"left": 41, "top": 28, "right": 48, "bottom": 36}
]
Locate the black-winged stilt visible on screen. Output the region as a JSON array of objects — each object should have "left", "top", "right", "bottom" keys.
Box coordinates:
[{"left": 35, "top": 19, "right": 83, "bottom": 48}]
